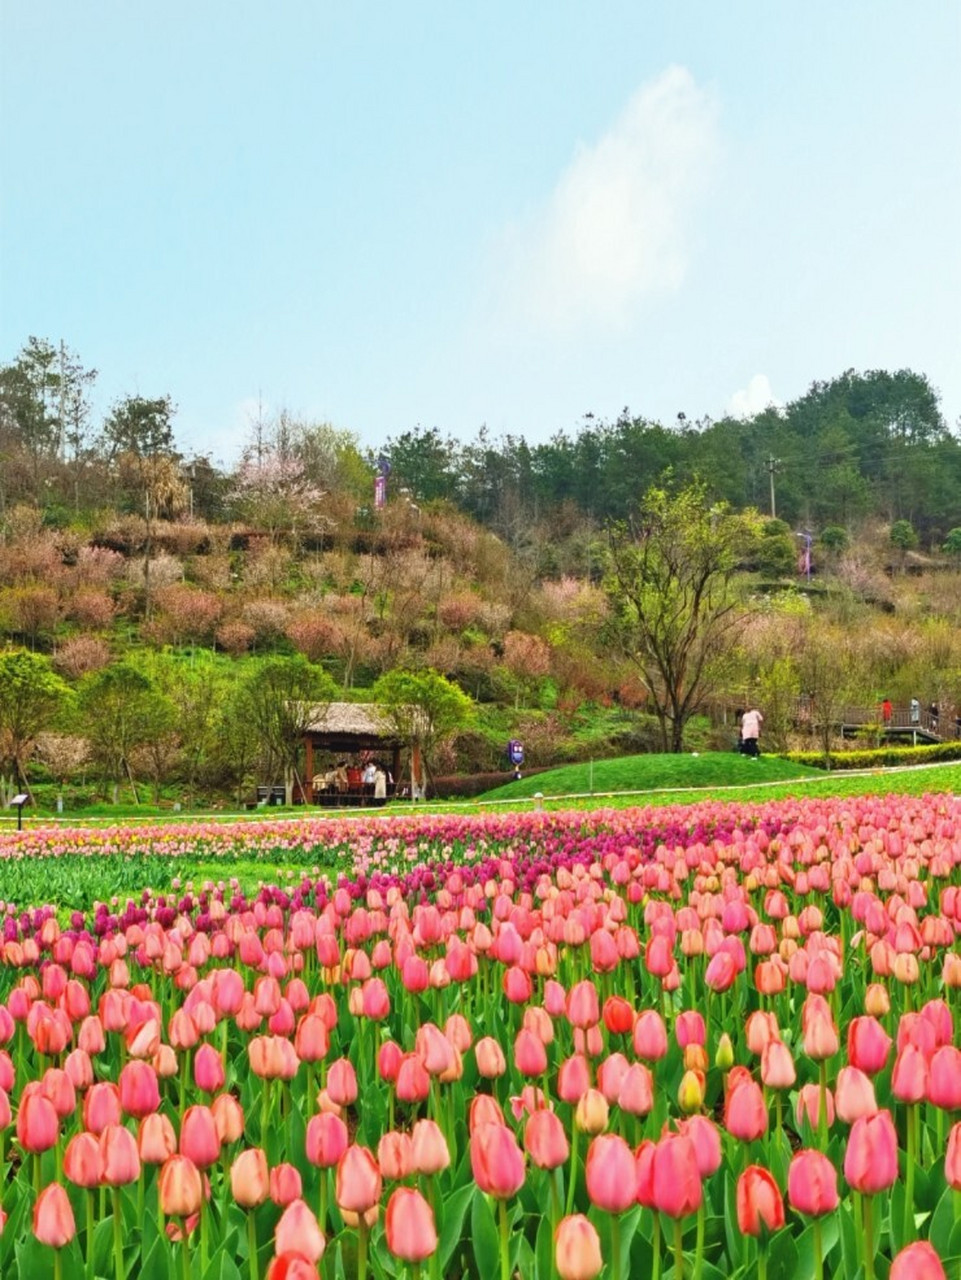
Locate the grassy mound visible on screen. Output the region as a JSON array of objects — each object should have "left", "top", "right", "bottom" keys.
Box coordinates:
[{"left": 480, "top": 751, "right": 823, "bottom": 800}]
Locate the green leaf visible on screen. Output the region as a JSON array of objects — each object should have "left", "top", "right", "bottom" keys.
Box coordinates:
[
  {"left": 203, "top": 1247, "right": 243, "bottom": 1280},
  {"left": 439, "top": 1182, "right": 475, "bottom": 1276},
  {"left": 470, "top": 1191, "right": 500, "bottom": 1279},
  {"left": 535, "top": 1210, "right": 553, "bottom": 1280},
  {"left": 723, "top": 1172, "right": 744, "bottom": 1270},
  {"left": 767, "top": 1229, "right": 799, "bottom": 1280},
  {"left": 929, "top": 1184, "right": 955, "bottom": 1258}
]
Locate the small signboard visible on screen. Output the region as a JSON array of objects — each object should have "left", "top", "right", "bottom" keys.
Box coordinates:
[{"left": 507, "top": 739, "right": 524, "bottom": 766}]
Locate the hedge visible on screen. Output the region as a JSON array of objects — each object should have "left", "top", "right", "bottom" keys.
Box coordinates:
[{"left": 783, "top": 741, "right": 961, "bottom": 771}]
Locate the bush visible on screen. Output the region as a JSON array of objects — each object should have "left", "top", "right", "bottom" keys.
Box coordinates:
[{"left": 783, "top": 741, "right": 961, "bottom": 770}]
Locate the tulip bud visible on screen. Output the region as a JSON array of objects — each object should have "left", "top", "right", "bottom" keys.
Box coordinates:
[
  {"left": 676, "top": 1068, "right": 704, "bottom": 1115},
  {"left": 715, "top": 1033, "right": 734, "bottom": 1071}
]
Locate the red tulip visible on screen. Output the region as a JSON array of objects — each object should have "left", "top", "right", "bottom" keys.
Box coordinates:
[
  {"left": 602, "top": 996, "right": 634, "bottom": 1036},
  {"left": 524, "top": 1109, "right": 570, "bottom": 1170},
  {"left": 384, "top": 1187, "right": 438, "bottom": 1262},
  {"left": 63, "top": 1131, "right": 103, "bottom": 1188},
  {"left": 555, "top": 1214, "right": 603, "bottom": 1280},
  {"left": 32, "top": 1182, "right": 76, "bottom": 1249},
  {"left": 231, "top": 1147, "right": 270, "bottom": 1207},
  {"left": 335, "top": 1145, "right": 382, "bottom": 1214},
  {"left": 843, "top": 1110, "right": 898, "bottom": 1194},
  {"left": 847, "top": 1016, "right": 892, "bottom": 1076},
  {"left": 305, "top": 1113, "right": 349, "bottom": 1169},
  {"left": 787, "top": 1149, "right": 839, "bottom": 1217},
  {"left": 377, "top": 1131, "right": 413, "bottom": 1182},
  {"left": 138, "top": 1112, "right": 177, "bottom": 1165},
  {"left": 180, "top": 1104, "right": 221, "bottom": 1169},
  {"left": 326, "top": 1058, "right": 358, "bottom": 1107},
  {"left": 632, "top": 1010, "right": 668, "bottom": 1061},
  {"left": 585, "top": 1133, "right": 636, "bottom": 1214},
  {"left": 947, "top": 1122, "right": 961, "bottom": 1191},
  {"left": 275, "top": 1199, "right": 326, "bottom": 1264},
  {"left": 158, "top": 1154, "right": 204, "bottom": 1217},
  {"left": 677, "top": 1115, "right": 722, "bottom": 1178},
  {"left": 475, "top": 1036, "right": 507, "bottom": 1078},
  {"left": 265, "top": 1255, "right": 319, "bottom": 1280},
  {"left": 834, "top": 1067, "right": 878, "bottom": 1124},
  {"left": 651, "top": 1133, "right": 702, "bottom": 1218},
  {"left": 514, "top": 1028, "right": 548, "bottom": 1077},
  {"left": 725, "top": 1077, "right": 768, "bottom": 1142},
  {"left": 736, "top": 1165, "right": 785, "bottom": 1236},
  {"left": 889, "top": 1241, "right": 947, "bottom": 1280},
  {"left": 566, "top": 981, "right": 600, "bottom": 1030},
  {"left": 927, "top": 1046, "right": 961, "bottom": 1111},
  {"left": 193, "top": 1043, "right": 226, "bottom": 1095},
  {"left": 270, "top": 1163, "right": 303, "bottom": 1207},
  {"left": 891, "top": 1045, "right": 928, "bottom": 1105},
  {"left": 118, "top": 1060, "right": 161, "bottom": 1118},
  {"left": 557, "top": 1053, "right": 591, "bottom": 1105},
  {"left": 17, "top": 1090, "right": 59, "bottom": 1153},
  {"left": 99, "top": 1124, "right": 141, "bottom": 1185},
  {"left": 470, "top": 1122, "right": 525, "bottom": 1199},
  {"left": 410, "top": 1119, "right": 450, "bottom": 1175}
]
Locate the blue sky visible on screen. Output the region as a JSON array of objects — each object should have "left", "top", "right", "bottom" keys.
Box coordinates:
[{"left": 2, "top": 3, "right": 958, "bottom": 466}]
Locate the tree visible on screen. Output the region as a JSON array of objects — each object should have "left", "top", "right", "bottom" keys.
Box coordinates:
[
  {"left": 605, "top": 478, "right": 754, "bottom": 752},
  {"left": 942, "top": 528, "right": 961, "bottom": 565},
  {"left": 889, "top": 519, "right": 919, "bottom": 572},
  {"left": 102, "top": 395, "right": 183, "bottom": 616},
  {"left": 76, "top": 662, "right": 175, "bottom": 801},
  {"left": 372, "top": 668, "right": 474, "bottom": 792},
  {"left": 0, "top": 650, "right": 72, "bottom": 794},
  {"left": 238, "top": 655, "right": 338, "bottom": 804}
]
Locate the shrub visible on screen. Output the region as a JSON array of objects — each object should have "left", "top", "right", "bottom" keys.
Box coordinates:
[{"left": 783, "top": 741, "right": 961, "bottom": 770}]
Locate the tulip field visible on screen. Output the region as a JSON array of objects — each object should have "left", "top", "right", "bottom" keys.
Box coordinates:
[{"left": 1, "top": 794, "right": 960, "bottom": 1279}]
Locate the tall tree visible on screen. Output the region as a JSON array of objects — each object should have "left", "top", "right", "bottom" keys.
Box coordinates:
[
  {"left": 102, "top": 395, "right": 183, "bottom": 615},
  {"left": 372, "top": 668, "right": 474, "bottom": 791},
  {"left": 75, "top": 661, "right": 174, "bottom": 801},
  {"left": 238, "top": 655, "right": 338, "bottom": 803},
  {"left": 605, "top": 478, "right": 755, "bottom": 752},
  {"left": 0, "top": 650, "right": 72, "bottom": 795}
]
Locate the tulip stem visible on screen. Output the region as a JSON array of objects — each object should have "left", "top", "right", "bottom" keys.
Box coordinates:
[
  {"left": 54, "top": 1249, "right": 63, "bottom": 1280},
  {"left": 565, "top": 1124, "right": 579, "bottom": 1216},
  {"left": 247, "top": 1211, "right": 260, "bottom": 1280},
  {"left": 813, "top": 1218, "right": 823, "bottom": 1280},
  {"left": 673, "top": 1217, "right": 683, "bottom": 1280},
  {"left": 611, "top": 1213, "right": 621, "bottom": 1280},
  {"left": 694, "top": 1202, "right": 705, "bottom": 1280},
  {"left": 181, "top": 1233, "right": 190, "bottom": 1280},
  {"left": 817, "top": 1061, "right": 828, "bottom": 1148},
  {"left": 498, "top": 1198, "right": 509, "bottom": 1280},
  {"left": 112, "top": 1187, "right": 123, "bottom": 1280},
  {"left": 904, "top": 1103, "right": 916, "bottom": 1244},
  {"left": 319, "top": 1167, "right": 328, "bottom": 1235},
  {"left": 862, "top": 1195, "right": 875, "bottom": 1280},
  {"left": 358, "top": 1220, "right": 369, "bottom": 1280},
  {"left": 86, "top": 1189, "right": 95, "bottom": 1280},
  {"left": 757, "top": 1242, "right": 767, "bottom": 1280},
  {"left": 652, "top": 1213, "right": 661, "bottom": 1280}
]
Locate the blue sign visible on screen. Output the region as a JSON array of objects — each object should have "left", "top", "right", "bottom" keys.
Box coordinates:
[{"left": 507, "top": 739, "right": 524, "bottom": 766}]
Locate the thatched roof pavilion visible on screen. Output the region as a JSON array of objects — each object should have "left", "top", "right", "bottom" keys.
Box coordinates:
[{"left": 301, "top": 702, "right": 412, "bottom": 803}]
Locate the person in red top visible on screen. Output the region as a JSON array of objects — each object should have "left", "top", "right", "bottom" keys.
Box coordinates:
[{"left": 881, "top": 698, "right": 893, "bottom": 724}]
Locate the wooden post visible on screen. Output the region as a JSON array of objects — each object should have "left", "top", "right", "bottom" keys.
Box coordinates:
[{"left": 304, "top": 736, "right": 314, "bottom": 804}]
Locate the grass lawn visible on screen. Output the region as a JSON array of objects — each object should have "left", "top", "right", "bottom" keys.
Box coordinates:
[
  {"left": 477, "top": 751, "right": 961, "bottom": 809},
  {"left": 480, "top": 750, "right": 822, "bottom": 799}
]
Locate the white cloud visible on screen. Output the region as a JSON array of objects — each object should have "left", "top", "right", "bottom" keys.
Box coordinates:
[
  {"left": 491, "top": 66, "right": 720, "bottom": 332},
  {"left": 727, "top": 374, "right": 781, "bottom": 420}
]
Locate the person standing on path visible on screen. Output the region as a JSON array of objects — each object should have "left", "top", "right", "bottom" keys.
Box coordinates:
[{"left": 740, "top": 708, "right": 763, "bottom": 757}]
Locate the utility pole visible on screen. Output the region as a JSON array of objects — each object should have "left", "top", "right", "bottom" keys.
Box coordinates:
[{"left": 766, "top": 455, "right": 779, "bottom": 519}]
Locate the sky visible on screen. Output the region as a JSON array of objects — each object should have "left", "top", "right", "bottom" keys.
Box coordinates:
[{"left": 2, "top": 3, "right": 959, "bottom": 468}]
